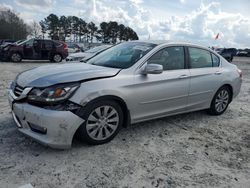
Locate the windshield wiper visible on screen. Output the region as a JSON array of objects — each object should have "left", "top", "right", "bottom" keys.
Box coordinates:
[{"left": 91, "top": 63, "right": 120, "bottom": 69}]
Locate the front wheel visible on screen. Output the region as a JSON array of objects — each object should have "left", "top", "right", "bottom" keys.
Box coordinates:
[
  {"left": 208, "top": 86, "right": 231, "bottom": 115},
  {"left": 11, "top": 53, "right": 22, "bottom": 62},
  {"left": 77, "top": 100, "right": 123, "bottom": 145}
]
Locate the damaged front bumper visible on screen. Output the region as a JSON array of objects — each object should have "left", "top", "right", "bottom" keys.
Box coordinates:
[{"left": 8, "top": 89, "right": 85, "bottom": 149}]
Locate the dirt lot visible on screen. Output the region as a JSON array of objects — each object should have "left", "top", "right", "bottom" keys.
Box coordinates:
[{"left": 0, "top": 57, "right": 250, "bottom": 188}]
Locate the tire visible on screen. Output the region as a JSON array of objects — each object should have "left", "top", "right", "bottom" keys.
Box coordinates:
[
  {"left": 77, "top": 100, "right": 123, "bottom": 145},
  {"left": 208, "top": 86, "right": 231, "bottom": 115},
  {"left": 10, "top": 53, "right": 22, "bottom": 62},
  {"left": 52, "top": 54, "right": 62, "bottom": 62}
]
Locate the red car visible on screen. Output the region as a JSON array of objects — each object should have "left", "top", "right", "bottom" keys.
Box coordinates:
[{"left": 0, "top": 38, "right": 68, "bottom": 62}]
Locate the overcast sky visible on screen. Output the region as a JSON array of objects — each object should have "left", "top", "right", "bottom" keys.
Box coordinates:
[{"left": 1, "top": 0, "right": 250, "bottom": 48}]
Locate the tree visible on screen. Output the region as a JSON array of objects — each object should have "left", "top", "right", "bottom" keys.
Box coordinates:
[
  {"left": 29, "top": 21, "right": 41, "bottom": 38},
  {"left": 59, "top": 15, "right": 71, "bottom": 40},
  {"left": 118, "top": 24, "right": 126, "bottom": 41},
  {"left": 40, "top": 14, "right": 139, "bottom": 43},
  {"left": 43, "top": 14, "right": 60, "bottom": 40},
  {"left": 39, "top": 20, "right": 46, "bottom": 39},
  {"left": 108, "top": 21, "right": 119, "bottom": 44},
  {"left": 87, "top": 22, "right": 98, "bottom": 43},
  {"left": 79, "top": 18, "right": 87, "bottom": 42},
  {"left": 0, "top": 9, "right": 30, "bottom": 40},
  {"left": 97, "top": 22, "right": 109, "bottom": 43}
]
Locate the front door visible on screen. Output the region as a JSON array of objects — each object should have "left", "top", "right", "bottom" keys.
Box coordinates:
[
  {"left": 41, "top": 40, "right": 53, "bottom": 60},
  {"left": 132, "top": 46, "right": 190, "bottom": 122},
  {"left": 23, "top": 39, "right": 34, "bottom": 59}
]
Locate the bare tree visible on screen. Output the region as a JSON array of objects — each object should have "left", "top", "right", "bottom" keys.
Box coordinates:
[{"left": 29, "top": 21, "right": 41, "bottom": 38}]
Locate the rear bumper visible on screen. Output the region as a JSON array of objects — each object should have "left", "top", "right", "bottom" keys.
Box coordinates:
[
  {"left": 232, "top": 78, "right": 242, "bottom": 99},
  {"left": 10, "top": 100, "right": 84, "bottom": 149}
]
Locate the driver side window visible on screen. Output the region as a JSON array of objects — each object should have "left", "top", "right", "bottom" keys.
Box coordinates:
[
  {"left": 25, "top": 39, "right": 34, "bottom": 47},
  {"left": 148, "top": 46, "right": 185, "bottom": 70}
]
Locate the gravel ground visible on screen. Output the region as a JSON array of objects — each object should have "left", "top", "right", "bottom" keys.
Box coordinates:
[{"left": 0, "top": 58, "right": 250, "bottom": 188}]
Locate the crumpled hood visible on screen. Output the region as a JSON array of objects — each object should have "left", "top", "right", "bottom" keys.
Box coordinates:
[
  {"left": 16, "top": 63, "right": 120, "bottom": 88},
  {"left": 69, "top": 52, "right": 92, "bottom": 58},
  {"left": 68, "top": 52, "right": 94, "bottom": 61}
]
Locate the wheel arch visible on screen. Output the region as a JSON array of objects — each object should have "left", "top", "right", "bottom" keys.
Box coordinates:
[
  {"left": 50, "top": 52, "right": 62, "bottom": 60},
  {"left": 215, "top": 84, "right": 233, "bottom": 103},
  {"left": 76, "top": 95, "right": 131, "bottom": 128},
  {"left": 10, "top": 51, "right": 23, "bottom": 57},
  {"left": 221, "top": 84, "right": 233, "bottom": 103}
]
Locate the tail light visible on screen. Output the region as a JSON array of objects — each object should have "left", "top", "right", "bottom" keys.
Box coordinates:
[
  {"left": 62, "top": 42, "right": 68, "bottom": 50},
  {"left": 237, "top": 68, "right": 242, "bottom": 79}
]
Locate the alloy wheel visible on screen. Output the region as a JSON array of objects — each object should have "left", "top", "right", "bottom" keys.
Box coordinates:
[
  {"left": 53, "top": 54, "right": 62, "bottom": 62},
  {"left": 12, "top": 53, "right": 21, "bottom": 62},
  {"left": 215, "top": 89, "right": 229, "bottom": 113},
  {"left": 86, "top": 105, "right": 120, "bottom": 141}
]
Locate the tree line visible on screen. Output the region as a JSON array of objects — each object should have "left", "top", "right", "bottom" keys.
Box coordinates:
[
  {"left": 0, "top": 9, "right": 139, "bottom": 44},
  {"left": 40, "top": 14, "right": 139, "bottom": 43},
  {"left": 0, "top": 9, "right": 30, "bottom": 40}
]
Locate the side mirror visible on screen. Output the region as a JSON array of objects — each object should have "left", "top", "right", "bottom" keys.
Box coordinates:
[{"left": 143, "top": 63, "right": 163, "bottom": 74}]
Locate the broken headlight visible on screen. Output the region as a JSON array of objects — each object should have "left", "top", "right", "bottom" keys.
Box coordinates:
[{"left": 27, "top": 83, "right": 80, "bottom": 104}]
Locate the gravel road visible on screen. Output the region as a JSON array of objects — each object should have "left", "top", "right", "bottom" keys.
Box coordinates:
[{"left": 0, "top": 57, "right": 249, "bottom": 188}]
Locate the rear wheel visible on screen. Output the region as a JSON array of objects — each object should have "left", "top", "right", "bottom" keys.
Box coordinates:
[
  {"left": 11, "top": 53, "right": 22, "bottom": 62},
  {"left": 52, "top": 54, "right": 62, "bottom": 62},
  {"left": 77, "top": 100, "right": 123, "bottom": 145},
  {"left": 208, "top": 86, "right": 231, "bottom": 115}
]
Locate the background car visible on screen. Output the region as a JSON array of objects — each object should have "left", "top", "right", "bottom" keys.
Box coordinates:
[
  {"left": 66, "top": 44, "right": 112, "bottom": 62},
  {"left": 237, "top": 49, "right": 250, "bottom": 57},
  {"left": 0, "top": 38, "right": 68, "bottom": 62},
  {"left": 0, "top": 39, "right": 16, "bottom": 46},
  {"left": 66, "top": 42, "right": 81, "bottom": 53},
  {"left": 218, "top": 48, "right": 237, "bottom": 62}
]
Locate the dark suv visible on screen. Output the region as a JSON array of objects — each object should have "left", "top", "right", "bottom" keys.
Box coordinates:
[
  {"left": 219, "top": 48, "right": 237, "bottom": 62},
  {"left": 0, "top": 39, "right": 68, "bottom": 62}
]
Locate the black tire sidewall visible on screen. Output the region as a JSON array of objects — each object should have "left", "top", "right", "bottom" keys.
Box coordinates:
[
  {"left": 209, "top": 86, "right": 231, "bottom": 115},
  {"left": 78, "top": 100, "right": 123, "bottom": 145}
]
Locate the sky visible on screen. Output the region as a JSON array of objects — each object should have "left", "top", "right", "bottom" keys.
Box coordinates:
[{"left": 0, "top": 0, "right": 250, "bottom": 48}]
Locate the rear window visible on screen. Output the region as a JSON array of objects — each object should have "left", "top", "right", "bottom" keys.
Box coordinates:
[{"left": 188, "top": 47, "right": 213, "bottom": 68}]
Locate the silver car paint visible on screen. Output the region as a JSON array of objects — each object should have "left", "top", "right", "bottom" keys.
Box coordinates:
[
  {"left": 70, "top": 42, "right": 241, "bottom": 123},
  {"left": 16, "top": 63, "right": 120, "bottom": 87},
  {"left": 8, "top": 41, "right": 242, "bottom": 148}
]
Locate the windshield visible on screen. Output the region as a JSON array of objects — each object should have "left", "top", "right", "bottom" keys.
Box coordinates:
[
  {"left": 87, "top": 42, "right": 157, "bottom": 69},
  {"left": 86, "top": 45, "right": 111, "bottom": 53}
]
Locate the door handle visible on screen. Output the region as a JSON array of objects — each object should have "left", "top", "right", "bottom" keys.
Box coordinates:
[
  {"left": 215, "top": 71, "right": 222, "bottom": 75},
  {"left": 178, "top": 75, "right": 189, "bottom": 79}
]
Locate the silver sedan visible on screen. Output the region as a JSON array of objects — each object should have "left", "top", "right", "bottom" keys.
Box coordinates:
[{"left": 8, "top": 41, "right": 242, "bottom": 148}]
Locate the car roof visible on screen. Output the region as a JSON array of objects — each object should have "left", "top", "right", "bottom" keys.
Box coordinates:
[{"left": 127, "top": 40, "right": 210, "bottom": 50}]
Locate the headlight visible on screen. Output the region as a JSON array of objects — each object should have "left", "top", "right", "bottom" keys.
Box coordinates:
[{"left": 27, "top": 83, "right": 80, "bottom": 103}]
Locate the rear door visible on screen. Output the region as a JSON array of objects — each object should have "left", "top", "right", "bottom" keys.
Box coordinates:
[
  {"left": 133, "top": 46, "right": 190, "bottom": 122},
  {"left": 41, "top": 40, "right": 53, "bottom": 60},
  {"left": 187, "top": 47, "right": 222, "bottom": 110}
]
